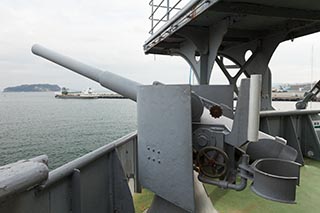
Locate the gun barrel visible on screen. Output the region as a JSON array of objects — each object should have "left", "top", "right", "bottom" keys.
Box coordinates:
[{"left": 32, "top": 44, "right": 140, "bottom": 101}]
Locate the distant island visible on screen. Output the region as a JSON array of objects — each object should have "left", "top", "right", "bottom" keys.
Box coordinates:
[{"left": 3, "top": 84, "right": 61, "bottom": 92}]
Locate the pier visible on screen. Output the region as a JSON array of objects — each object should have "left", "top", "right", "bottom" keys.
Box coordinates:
[{"left": 55, "top": 93, "right": 127, "bottom": 99}]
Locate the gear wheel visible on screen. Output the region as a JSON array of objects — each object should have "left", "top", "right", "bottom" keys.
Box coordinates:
[
  {"left": 210, "top": 105, "right": 222, "bottom": 118},
  {"left": 197, "top": 146, "right": 229, "bottom": 178}
]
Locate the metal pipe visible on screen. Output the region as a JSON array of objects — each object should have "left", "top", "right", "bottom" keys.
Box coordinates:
[
  {"left": 260, "top": 109, "right": 320, "bottom": 117},
  {"left": 198, "top": 174, "right": 247, "bottom": 191},
  {"left": 32, "top": 45, "right": 205, "bottom": 121},
  {"left": 0, "top": 156, "right": 49, "bottom": 200},
  {"left": 247, "top": 74, "right": 262, "bottom": 142},
  {"left": 30, "top": 155, "right": 49, "bottom": 165},
  {"left": 32, "top": 44, "right": 141, "bottom": 101},
  {"left": 198, "top": 154, "right": 249, "bottom": 191}
]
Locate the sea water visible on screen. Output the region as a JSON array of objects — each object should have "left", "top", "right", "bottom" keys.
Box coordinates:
[
  {"left": 0, "top": 92, "right": 136, "bottom": 169},
  {"left": 1, "top": 92, "right": 320, "bottom": 169}
]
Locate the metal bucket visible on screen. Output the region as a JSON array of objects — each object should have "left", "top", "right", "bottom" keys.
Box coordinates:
[{"left": 251, "top": 158, "right": 300, "bottom": 203}]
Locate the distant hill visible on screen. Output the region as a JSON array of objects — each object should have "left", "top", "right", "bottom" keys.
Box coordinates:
[{"left": 3, "top": 84, "right": 61, "bottom": 92}]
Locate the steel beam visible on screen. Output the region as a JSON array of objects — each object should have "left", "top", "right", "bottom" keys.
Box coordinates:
[
  {"left": 173, "top": 21, "right": 228, "bottom": 84},
  {"left": 210, "top": 2, "right": 320, "bottom": 21}
]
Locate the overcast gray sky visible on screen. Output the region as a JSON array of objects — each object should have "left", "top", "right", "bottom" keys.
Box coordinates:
[{"left": 1, "top": 0, "right": 320, "bottom": 91}]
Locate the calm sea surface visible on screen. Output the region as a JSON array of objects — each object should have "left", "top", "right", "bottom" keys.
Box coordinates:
[
  {"left": 0, "top": 92, "right": 136, "bottom": 169},
  {"left": 1, "top": 92, "right": 320, "bottom": 169}
]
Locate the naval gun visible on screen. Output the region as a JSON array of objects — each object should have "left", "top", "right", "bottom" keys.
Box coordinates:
[{"left": 32, "top": 44, "right": 301, "bottom": 212}]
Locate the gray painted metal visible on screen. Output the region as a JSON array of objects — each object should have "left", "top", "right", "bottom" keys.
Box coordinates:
[
  {"left": 153, "top": 81, "right": 233, "bottom": 119},
  {"left": 148, "top": 172, "right": 217, "bottom": 213},
  {"left": 190, "top": 91, "right": 205, "bottom": 121},
  {"left": 137, "top": 85, "right": 195, "bottom": 212},
  {"left": 251, "top": 158, "right": 300, "bottom": 204},
  {"left": 221, "top": 33, "right": 285, "bottom": 110},
  {"left": 259, "top": 114, "right": 306, "bottom": 164},
  {"left": 200, "top": 106, "right": 275, "bottom": 141},
  {"left": 172, "top": 20, "right": 228, "bottom": 84},
  {"left": 14, "top": 0, "right": 316, "bottom": 210},
  {"left": 226, "top": 78, "right": 250, "bottom": 146},
  {"left": 193, "top": 127, "right": 224, "bottom": 151},
  {"left": 153, "top": 81, "right": 205, "bottom": 122},
  {"left": 117, "top": 136, "right": 142, "bottom": 193},
  {"left": 247, "top": 139, "right": 298, "bottom": 162},
  {"left": 43, "top": 132, "right": 137, "bottom": 188},
  {"left": 72, "top": 169, "right": 81, "bottom": 213},
  {"left": 145, "top": 0, "right": 320, "bottom": 110},
  {"left": 153, "top": 81, "right": 233, "bottom": 121},
  {"left": 198, "top": 154, "right": 250, "bottom": 191},
  {"left": 29, "top": 14, "right": 309, "bottom": 211},
  {"left": 0, "top": 155, "right": 49, "bottom": 200},
  {"left": 260, "top": 112, "right": 320, "bottom": 162},
  {"left": 145, "top": 0, "right": 204, "bottom": 45},
  {"left": 279, "top": 117, "right": 304, "bottom": 164},
  {"left": 107, "top": 150, "right": 135, "bottom": 213},
  {"left": 301, "top": 115, "right": 320, "bottom": 160},
  {"left": 247, "top": 75, "right": 262, "bottom": 142},
  {"left": 32, "top": 44, "right": 140, "bottom": 101},
  {"left": 28, "top": 45, "right": 304, "bottom": 209},
  {"left": 296, "top": 80, "right": 320, "bottom": 109},
  {"left": 145, "top": 0, "right": 320, "bottom": 54},
  {"left": 191, "top": 85, "right": 234, "bottom": 118},
  {"left": 32, "top": 47, "right": 206, "bottom": 122},
  {"left": 260, "top": 109, "right": 320, "bottom": 117},
  {"left": 148, "top": 195, "right": 190, "bottom": 213},
  {"left": 0, "top": 132, "right": 137, "bottom": 213}
]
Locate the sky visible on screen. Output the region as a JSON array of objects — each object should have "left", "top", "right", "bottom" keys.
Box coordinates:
[{"left": 1, "top": 0, "right": 320, "bottom": 91}]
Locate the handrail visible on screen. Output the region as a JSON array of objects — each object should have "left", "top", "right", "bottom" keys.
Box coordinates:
[
  {"left": 41, "top": 131, "right": 137, "bottom": 189},
  {"left": 149, "top": 0, "right": 186, "bottom": 35},
  {"left": 149, "top": 0, "right": 184, "bottom": 34},
  {"left": 146, "top": 0, "right": 202, "bottom": 42},
  {"left": 260, "top": 109, "right": 320, "bottom": 117},
  {"left": 0, "top": 155, "right": 49, "bottom": 200},
  {"left": 149, "top": 0, "right": 166, "bottom": 19}
]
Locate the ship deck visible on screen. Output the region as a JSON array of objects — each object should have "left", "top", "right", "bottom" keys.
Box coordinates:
[
  {"left": 144, "top": 0, "right": 320, "bottom": 55},
  {"left": 134, "top": 158, "right": 320, "bottom": 213}
]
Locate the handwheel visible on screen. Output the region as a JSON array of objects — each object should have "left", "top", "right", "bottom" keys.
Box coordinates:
[{"left": 197, "top": 146, "right": 229, "bottom": 178}]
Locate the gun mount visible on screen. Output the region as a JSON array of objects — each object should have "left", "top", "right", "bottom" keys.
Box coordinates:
[
  {"left": 296, "top": 80, "right": 320, "bottom": 109},
  {"left": 1, "top": 1, "right": 320, "bottom": 212},
  {"left": 32, "top": 44, "right": 300, "bottom": 212}
]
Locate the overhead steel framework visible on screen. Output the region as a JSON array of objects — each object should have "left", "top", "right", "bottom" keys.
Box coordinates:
[{"left": 145, "top": 0, "right": 320, "bottom": 110}]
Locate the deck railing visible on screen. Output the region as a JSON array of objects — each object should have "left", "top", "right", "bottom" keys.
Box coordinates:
[
  {"left": 145, "top": 0, "right": 207, "bottom": 51},
  {"left": 149, "top": 0, "right": 187, "bottom": 34},
  {"left": 0, "top": 131, "right": 139, "bottom": 213}
]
